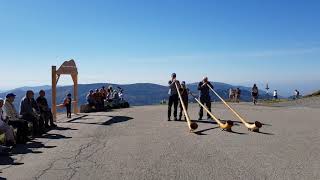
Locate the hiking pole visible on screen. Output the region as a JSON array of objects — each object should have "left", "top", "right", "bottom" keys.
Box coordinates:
[
  {"left": 189, "top": 92, "right": 233, "bottom": 132},
  {"left": 174, "top": 82, "right": 198, "bottom": 132},
  {"left": 207, "top": 84, "right": 262, "bottom": 132}
]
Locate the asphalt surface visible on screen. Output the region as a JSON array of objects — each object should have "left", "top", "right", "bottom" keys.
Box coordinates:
[{"left": 1, "top": 102, "right": 320, "bottom": 180}]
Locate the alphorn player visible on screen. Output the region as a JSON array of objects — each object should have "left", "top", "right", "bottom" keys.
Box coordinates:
[
  {"left": 168, "top": 73, "right": 180, "bottom": 121},
  {"left": 198, "top": 77, "right": 214, "bottom": 120}
]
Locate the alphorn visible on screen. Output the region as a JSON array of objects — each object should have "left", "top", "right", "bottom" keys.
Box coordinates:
[
  {"left": 174, "top": 82, "right": 198, "bottom": 132},
  {"left": 207, "top": 84, "right": 262, "bottom": 132},
  {"left": 189, "top": 92, "right": 233, "bottom": 132}
]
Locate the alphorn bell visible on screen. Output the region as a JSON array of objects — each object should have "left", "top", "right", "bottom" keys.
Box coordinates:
[
  {"left": 174, "top": 82, "right": 198, "bottom": 132},
  {"left": 189, "top": 92, "right": 233, "bottom": 132},
  {"left": 207, "top": 84, "right": 262, "bottom": 132}
]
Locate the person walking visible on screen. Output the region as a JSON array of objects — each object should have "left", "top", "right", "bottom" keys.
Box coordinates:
[
  {"left": 273, "top": 90, "right": 278, "bottom": 100},
  {"left": 198, "top": 77, "right": 213, "bottom": 120},
  {"left": 168, "top": 73, "right": 180, "bottom": 121},
  {"left": 251, "top": 84, "right": 259, "bottom": 105}
]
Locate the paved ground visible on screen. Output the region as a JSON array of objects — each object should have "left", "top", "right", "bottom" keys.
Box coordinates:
[{"left": 1, "top": 102, "right": 320, "bottom": 180}]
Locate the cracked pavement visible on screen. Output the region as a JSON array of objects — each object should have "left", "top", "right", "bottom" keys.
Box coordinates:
[{"left": 1, "top": 103, "right": 320, "bottom": 180}]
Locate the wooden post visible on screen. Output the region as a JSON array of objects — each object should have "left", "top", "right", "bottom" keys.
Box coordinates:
[
  {"left": 73, "top": 74, "right": 78, "bottom": 114},
  {"left": 52, "top": 66, "right": 57, "bottom": 121}
]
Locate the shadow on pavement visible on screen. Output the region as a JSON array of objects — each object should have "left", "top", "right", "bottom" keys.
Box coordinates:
[
  {"left": 65, "top": 116, "right": 134, "bottom": 126},
  {"left": 0, "top": 155, "right": 24, "bottom": 166},
  {"left": 230, "top": 120, "right": 272, "bottom": 126},
  {"left": 256, "top": 131, "right": 275, "bottom": 135},
  {"left": 38, "top": 133, "right": 72, "bottom": 140},
  {"left": 194, "top": 127, "right": 219, "bottom": 135},
  {"left": 54, "top": 127, "right": 78, "bottom": 131},
  {"left": 0, "top": 140, "right": 57, "bottom": 167}
]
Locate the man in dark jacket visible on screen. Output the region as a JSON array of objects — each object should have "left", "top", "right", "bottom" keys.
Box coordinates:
[
  {"left": 36, "top": 90, "right": 57, "bottom": 129},
  {"left": 178, "top": 81, "right": 189, "bottom": 121},
  {"left": 168, "top": 73, "right": 180, "bottom": 121},
  {"left": 20, "top": 90, "right": 42, "bottom": 135},
  {"left": 198, "top": 77, "right": 214, "bottom": 120}
]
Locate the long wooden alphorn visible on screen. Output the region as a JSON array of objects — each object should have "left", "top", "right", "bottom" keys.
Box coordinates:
[
  {"left": 207, "top": 84, "right": 262, "bottom": 132},
  {"left": 189, "top": 92, "right": 233, "bottom": 132},
  {"left": 174, "top": 82, "right": 198, "bottom": 132}
]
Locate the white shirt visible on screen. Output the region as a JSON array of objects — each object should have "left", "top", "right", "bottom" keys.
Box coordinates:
[{"left": 273, "top": 91, "right": 277, "bottom": 96}]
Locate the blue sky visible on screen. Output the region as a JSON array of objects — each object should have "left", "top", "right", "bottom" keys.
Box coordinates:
[{"left": 0, "top": 0, "right": 320, "bottom": 95}]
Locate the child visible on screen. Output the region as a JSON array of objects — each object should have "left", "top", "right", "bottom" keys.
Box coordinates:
[{"left": 64, "top": 93, "right": 72, "bottom": 118}]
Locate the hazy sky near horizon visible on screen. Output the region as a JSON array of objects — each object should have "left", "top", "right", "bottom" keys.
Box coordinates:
[{"left": 0, "top": 0, "right": 320, "bottom": 94}]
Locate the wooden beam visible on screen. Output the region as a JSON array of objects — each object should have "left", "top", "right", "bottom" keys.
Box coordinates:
[{"left": 52, "top": 66, "right": 57, "bottom": 121}]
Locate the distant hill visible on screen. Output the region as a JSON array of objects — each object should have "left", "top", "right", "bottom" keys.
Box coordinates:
[
  {"left": 0, "top": 82, "right": 268, "bottom": 110},
  {"left": 305, "top": 90, "right": 320, "bottom": 97}
]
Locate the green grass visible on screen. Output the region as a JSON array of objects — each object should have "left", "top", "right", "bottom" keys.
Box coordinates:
[{"left": 260, "top": 99, "right": 290, "bottom": 104}]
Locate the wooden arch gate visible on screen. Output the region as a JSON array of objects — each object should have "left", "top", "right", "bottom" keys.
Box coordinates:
[{"left": 51, "top": 60, "right": 79, "bottom": 120}]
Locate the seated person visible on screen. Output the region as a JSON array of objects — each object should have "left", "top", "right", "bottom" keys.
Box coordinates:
[
  {"left": 94, "top": 89, "right": 103, "bottom": 110},
  {"left": 0, "top": 98, "right": 15, "bottom": 147},
  {"left": 3, "top": 93, "right": 29, "bottom": 144},
  {"left": 36, "top": 90, "right": 57, "bottom": 129},
  {"left": 86, "top": 90, "right": 96, "bottom": 107},
  {"left": 20, "top": 90, "right": 43, "bottom": 136}
]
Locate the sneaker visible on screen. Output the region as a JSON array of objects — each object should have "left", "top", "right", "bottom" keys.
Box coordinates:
[
  {"left": 198, "top": 117, "right": 202, "bottom": 120},
  {"left": 168, "top": 118, "right": 171, "bottom": 121},
  {"left": 174, "top": 117, "right": 178, "bottom": 121}
]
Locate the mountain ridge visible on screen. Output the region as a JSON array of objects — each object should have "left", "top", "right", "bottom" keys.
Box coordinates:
[{"left": 0, "top": 82, "right": 268, "bottom": 109}]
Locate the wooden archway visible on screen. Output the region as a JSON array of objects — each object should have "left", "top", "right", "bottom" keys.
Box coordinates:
[{"left": 51, "top": 60, "right": 79, "bottom": 120}]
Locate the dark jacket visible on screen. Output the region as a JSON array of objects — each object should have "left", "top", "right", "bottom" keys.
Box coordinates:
[
  {"left": 198, "top": 81, "right": 213, "bottom": 99},
  {"left": 180, "top": 88, "right": 189, "bottom": 103},
  {"left": 36, "top": 96, "right": 49, "bottom": 112},
  {"left": 20, "top": 97, "right": 39, "bottom": 116}
]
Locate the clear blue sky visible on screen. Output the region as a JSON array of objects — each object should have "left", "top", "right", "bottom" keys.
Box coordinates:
[{"left": 0, "top": 0, "right": 320, "bottom": 95}]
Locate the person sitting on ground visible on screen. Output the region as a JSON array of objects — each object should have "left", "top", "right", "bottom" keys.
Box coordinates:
[
  {"left": 100, "top": 88, "right": 106, "bottom": 107},
  {"left": 168, "top": 73, "right": 180, "bottom": 121},
  {"left": 251, "top": 84, "right": 259, "bottom": 105},
  {"left": 3, "top": 93, "right": 29, "bottom": 144},
  {"left": 101, "top": 86, "right": 107, "bottom": 100},
  {"left": 198, "top": 77, "right": 213, "bottom": 120},
  {"left": 20, "top": 90, "right": 43, "bottom": 136},
  {"left": 106, "top": 86, "right": 114, "bottom": 102},
  {"left": 178, "top": 81, "right": 189, "bottom": 121},
  {"left": 235, "top": 88, "right": 241, "bottom": 103},
  {"left": 118, "top": 88, "right": 124, "bottom": 100},
  {"left": 86, "top": 90, "right": 96, "bottom": 108},
  {"left": 93, "top": 89, "right": 102, "bottom": 110},
  {"left": 36, "top": 90, "right": 57, "bottom": 129},
  {"left": 64, "top": 93, "right": 72, "bottom": 118},
  {"left": 0, "top": 98, "right": 16, "bottom": 147}
]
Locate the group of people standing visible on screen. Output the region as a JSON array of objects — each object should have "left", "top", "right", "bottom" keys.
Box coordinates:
[
  {"left": 0, "top": 90, "right": 57, "bottom": 150},
  {"left": 167, "top": 73, "right": 214, "bottom": 121},
  {"left": 229, "top": 88, "right": 241, "bottom": 103}
]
